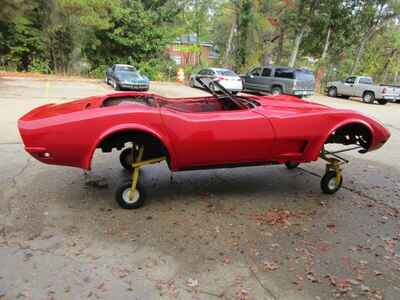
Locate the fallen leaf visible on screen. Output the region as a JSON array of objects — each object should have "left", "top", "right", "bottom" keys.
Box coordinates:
[
  {"left": 360, "top": 284, "right": 370, "bottom": 292},
  {"left": 187, "top": 278, "right": 198, "bottom": 288},
  {"left": 326, "top": 223, "right": 336, "bottom": 229},
  {"left": 306, "top": 273, "right": 319, "bottom": 283},
  {"left": 263, "top": 261, "right": 279, "bottom": 272}
]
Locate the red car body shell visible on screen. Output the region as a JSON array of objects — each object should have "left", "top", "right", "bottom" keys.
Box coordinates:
[{"left": 18, "top": 92, "right": 390, "bottom": 171}]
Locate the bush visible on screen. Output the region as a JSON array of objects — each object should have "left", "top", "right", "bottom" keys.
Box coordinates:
[
  {"left": 88, "top": 65, "right": 109, "bottom": 79},
  {"left": 28, "top": 59, "right": 51, "bottom": 74},
  {"left": 137, "top": 58, "right": 177, "bottom": 81}
]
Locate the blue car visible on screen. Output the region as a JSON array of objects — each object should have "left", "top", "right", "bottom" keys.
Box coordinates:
[{"left": 106, "top": 64, "right": 150, "bottom": 91}]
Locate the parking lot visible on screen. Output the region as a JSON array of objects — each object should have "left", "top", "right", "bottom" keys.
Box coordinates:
[{"left": 0, "top": 75, "right": 400, "bottom": 300}]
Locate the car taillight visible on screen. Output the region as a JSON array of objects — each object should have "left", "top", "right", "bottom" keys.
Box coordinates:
[
  {"left": 382, "top": 87, "right": 387, "bottom": 94},
  {"left": 217, "top": 76, "right": 225, "bottom": 81}
]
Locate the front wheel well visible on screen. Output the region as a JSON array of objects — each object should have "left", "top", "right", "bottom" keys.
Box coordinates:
[
  {"left": 97, "top": 130, "right": 170, "bottom": 162},
  {"left": 325, "top": 122, "right": 372, "bottom": 150}
]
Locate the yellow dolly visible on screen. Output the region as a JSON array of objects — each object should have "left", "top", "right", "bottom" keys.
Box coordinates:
[{"left": 115, "top": 145, "right": 165, "bottom": 209}]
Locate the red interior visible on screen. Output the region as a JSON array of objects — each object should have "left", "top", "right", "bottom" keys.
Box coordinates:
[{"left": 159, "top": 97, "right": 225, "bottom": 113}]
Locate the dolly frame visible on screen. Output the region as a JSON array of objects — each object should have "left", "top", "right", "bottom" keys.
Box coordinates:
[
  {"left": 118, "top": 143, "right": 364, "bottom": 207},
  {"left": 319, "top": 145, "right": 361, "bottom": 188},
  {"left": 127, "top": 145, "right": 166, "bottom": 201}
]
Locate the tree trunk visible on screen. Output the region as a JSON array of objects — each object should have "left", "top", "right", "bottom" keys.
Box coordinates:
[
  {"left": 321, "top": 26, "right": 331, "bottom": 60},
  {"left": 235, "top": 0, "right": 251, "bottom": 70},
  {"left": 275, "top": 27, "right": 285, "bottom": 64},
  {"left": 262, "top": 51, "right": 272, "bottom": 65},
  {"left": 288, "top": 26, "right": 306, "bottom": 67},
  {"left": 223, "top": 15, "right": 236, "bottom": 67},
  {"left": 382, "top": 48, "right": 397, "bottom": 84},
  {"left": 350, "top": 28, "right": 375, "bottom": 74}
]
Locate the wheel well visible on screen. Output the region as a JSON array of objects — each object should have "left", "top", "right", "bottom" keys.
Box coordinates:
[
  {"left": 363, "top": 90, "right": 375, "bottom": 97},
  {"left": 98, "top": 130, "right": 169, "bottom": 161},
  {"left": 271, "top": 84, "right": 282, "bottom": 90},
  {"left": 325, "top": 122, "right": 372, "bottom": 150}
]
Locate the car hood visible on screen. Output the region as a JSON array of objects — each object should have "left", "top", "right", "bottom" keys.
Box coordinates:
[{"left": 253, "top": 95, "right": 332, "bottom": 116}]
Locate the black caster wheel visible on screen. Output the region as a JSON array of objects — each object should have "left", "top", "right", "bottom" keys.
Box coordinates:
[
  {"left": 285, "top": 161, "right": 300, "bottom": 169},
  {"left": 321, "top": 171, "right": 343, "bottom": 194},
  {"left": 115, "top": 182, "right": 146, "bottom": 209},
  {"left": 120, "top": 148, "right": 135, "bottom": 171}
]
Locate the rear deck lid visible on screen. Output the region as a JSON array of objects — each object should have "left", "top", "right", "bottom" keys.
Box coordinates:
[{"left": 19, "top": 96, "right": 103, "bottom": 121}]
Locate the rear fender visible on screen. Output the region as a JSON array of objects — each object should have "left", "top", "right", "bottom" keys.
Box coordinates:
[{"left": 83, "top": 124, "right": 175, "bottom": 170}]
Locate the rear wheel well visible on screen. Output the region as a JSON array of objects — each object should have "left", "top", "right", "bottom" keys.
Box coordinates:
[
  {"left": 98, "top": 130, "right": 169, "bottom": 161},
  {"left": 271, "top": 85, "right": 283, "bottom": 94},
  {"left": 325, "top": 122, "right": 372, "bottom": 150},
  {"left": 363, "top": 90, "right": 375, "bottom": 97},
  {"left": 271, "top": 84, "right": 283, "bottom": 90}
]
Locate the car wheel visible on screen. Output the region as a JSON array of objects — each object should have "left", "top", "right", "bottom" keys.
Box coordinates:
[
  {"left": 320, "top": 171, "right": 343, "bottom": 194},
  {"left": 362, "top": 92, "right": 375, "bottom": 104},
  {"left": 112, "top": 80, "right": 121, "bottom": 91},
  {"left": 285, "top": 161, "right": 300, "bottom": 170},
  {"left": 271, "top": 86, "right": 283, "bottom": 95},
  {"left": 115, "top": 182, "right": 146, "bottom": 209},
  {"left": 328, "top": 87, "right": 337, "bottom": 97},
  {"left": 377, "top": 99, "right": 388, "bottom": 105}
]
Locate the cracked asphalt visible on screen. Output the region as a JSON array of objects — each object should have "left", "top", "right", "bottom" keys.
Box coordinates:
[{"left": 0, "top": 75, "right": 400, "bottom": 300}]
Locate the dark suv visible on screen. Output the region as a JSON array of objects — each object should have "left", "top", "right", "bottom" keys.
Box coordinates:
[{"left": 241, "top": 66, "right": 315, "bottom": 97}]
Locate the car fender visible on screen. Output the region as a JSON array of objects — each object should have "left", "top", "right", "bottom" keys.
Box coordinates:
[
  {"left": 83, "top": 123, "right": 176, "bottom": 170},
  {"left": 306, "top": 117, "right": 374, "bottom": 161}
]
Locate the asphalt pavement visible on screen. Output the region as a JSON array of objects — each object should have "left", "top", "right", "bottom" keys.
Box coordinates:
[{"left": 0, "top": 75, "right": 399, "bottom": 300}]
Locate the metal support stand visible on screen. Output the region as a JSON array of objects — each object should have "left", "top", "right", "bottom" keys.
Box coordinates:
[{"left": 128, "top": 146, "right": 166, "bottom": 201}]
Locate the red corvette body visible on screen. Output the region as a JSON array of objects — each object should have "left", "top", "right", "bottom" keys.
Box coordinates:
[{"left": 18, "top": 92, "right": 390, "bottom": 171}]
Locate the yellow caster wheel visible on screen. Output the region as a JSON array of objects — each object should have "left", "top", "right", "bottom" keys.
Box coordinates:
[
  {"left": 115, "top": 182, "right": 146, "bottom": 209},
  {"left": 321, "top": 171, "right": 343, "bottom": 194}
]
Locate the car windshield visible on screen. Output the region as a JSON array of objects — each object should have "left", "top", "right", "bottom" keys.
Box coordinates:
[
  {"left": 295, "top": 70, "right": 315, "bottom": 81},
  {"left": 216, "top": 69, "right": 237, "bottom": 77},
  {"left": 118, "top": 71, "right": 140, "bottom": 79},
  {"left": 116, "top": 65, "right": 136, "bottom": 72}
]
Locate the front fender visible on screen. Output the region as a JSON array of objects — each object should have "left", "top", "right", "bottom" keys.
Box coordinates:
[{"left": 305, "top": 118, "right": 374, "bottom": 161}]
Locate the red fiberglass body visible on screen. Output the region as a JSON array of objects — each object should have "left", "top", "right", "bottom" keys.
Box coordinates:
[{"left": 18, "top": 92, "right": 390, "bottom": 171}]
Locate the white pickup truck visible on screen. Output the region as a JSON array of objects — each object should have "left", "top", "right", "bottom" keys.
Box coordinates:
[{"left": 327, "top": 76, "right": 400, "bottom": 105}]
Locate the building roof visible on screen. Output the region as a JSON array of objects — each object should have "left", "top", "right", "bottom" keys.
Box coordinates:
[{"left": 174, "top": 34, "right": 213, "bottom": 47}]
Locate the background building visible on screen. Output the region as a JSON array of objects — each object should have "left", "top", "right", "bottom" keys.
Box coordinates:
[{"left": 166, "top": 34, "right": 219, "bottom": 66}]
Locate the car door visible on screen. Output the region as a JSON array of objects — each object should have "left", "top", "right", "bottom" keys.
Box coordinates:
[
  {"left": 340, "top": 76, "right": 356, "bottom": 95},
  {"left": 260, "top": 67, "right": 273, "bottom": 92},
  {"left": 160, "top": 106, "right": 275, "bottom": 169},
  {"left": 194, "top": 69, "right": 206, "bottom": 88},
  {"left": 197, "top": 69, "right": 214, "bottom": 88},
  {"left": 356, "top": 77, "right": 373, "bottom": 97},
  {"left": 244, "top": 68, "right": 262, "bottom": 90},
  {"left": 110, "top": 65, "right": 117, "bottom": 81}
]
